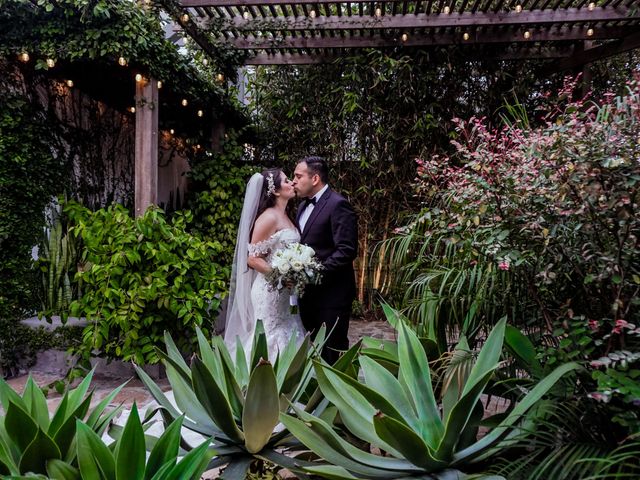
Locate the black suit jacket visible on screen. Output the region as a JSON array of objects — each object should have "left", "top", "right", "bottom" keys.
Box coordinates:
[{"left": 297, "top": 187, "right": 358, "bottom": 309}]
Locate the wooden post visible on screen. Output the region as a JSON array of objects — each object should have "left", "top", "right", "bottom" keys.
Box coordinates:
[{"left": 134, "top": 77, "right": 158, "bottom": 217}]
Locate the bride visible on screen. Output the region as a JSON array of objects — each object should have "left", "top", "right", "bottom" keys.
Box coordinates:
[{"left": 223, "top": 168, "right": 306, "bottom": 359}]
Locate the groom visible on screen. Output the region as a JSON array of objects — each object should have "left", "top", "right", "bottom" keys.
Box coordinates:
[{"left": 293, "top": 156, "right": 358, "bottom": 364}]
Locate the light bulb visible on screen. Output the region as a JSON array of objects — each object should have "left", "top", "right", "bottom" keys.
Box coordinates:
[
  {"left": 46, "top": 58, "right": 55, "bottom": 68},
  {"left": 588, "top": 2, "right": 596, "bottom": 11},
  {"left": 202, "top": 58, "right": 208, "bottom": 66},
  {"left": 401, "top": 33, "right": 408, "bottom": 42},
  {"left": 375, "top": 7, "right": 382, "bottom": 17},
  {"left": 197, "top": 109, "right": 203, "bottom": 117},
  {"left": 118, "top": 56, "right": 127, "bottom": 66},
  {"left": 216, "top": 73, "right": 225, "bottom": 82},
  {"left": 19, "top": 52, "right": 29, "bottom": 62},
  {"left": 196, "top": 144, "right": 201, "bottom": 149},
  {"left": 443, "top": 6, "right": 450, "bottom": 14},
  {"left": 524, "top": 30, "right": 531, "bottom": 39},
  {"left": 463, "top": 32, "right": 470, "bottom": 41},
  {"left": 66, "top": 79, "right": 74, "bottom": 88},
  {"left": 515, "top": 4, "right": 522, "bottom": 13},
  {"left": 587, "top": 28, "right": 594, "bottom": 37},
  {"left": 243, "top": 11, "right": 250, "bottom": 19},
  {"left": 181, "top": 13, "right": 189, "bottom": 22},
  {"left": 181, "top": 99, "right": 188, "bottom": 106},
  {"left": 157, "top": 80, "right": 163, "bottom": 89},
  {"left": 129, "top": 106, "right": 136, "bottom": 113},
  {"left": 135, "top": 73, "right": 143, "bottom": 82},
  {"left": 310, "top": 10, "right": 316, "bottom": 18},
  {"left": 170, "top": 129, "right": 175, "bottom": 135}
]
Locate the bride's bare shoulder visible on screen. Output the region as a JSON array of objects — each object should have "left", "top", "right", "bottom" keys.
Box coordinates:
[{"left": 251, "top": 209, "right": 279, "bottom": 242}]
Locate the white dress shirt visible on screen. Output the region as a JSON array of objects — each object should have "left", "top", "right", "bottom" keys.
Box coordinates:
[{"left": 299, "top": 184, "right": 329, "bottom": 232}]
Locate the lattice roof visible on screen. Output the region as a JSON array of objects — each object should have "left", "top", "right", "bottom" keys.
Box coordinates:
[{"left": 167, "top": 0, "right": 640, "bottom": 66}]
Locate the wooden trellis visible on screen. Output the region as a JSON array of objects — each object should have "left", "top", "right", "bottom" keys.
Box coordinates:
[{"left": 167, "top": 0, "right": 640, "bottom": 67}]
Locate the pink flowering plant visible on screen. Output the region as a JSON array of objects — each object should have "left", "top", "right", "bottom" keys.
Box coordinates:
[{"left": 393, "top": 75, "right": 640, "bottom": 413}]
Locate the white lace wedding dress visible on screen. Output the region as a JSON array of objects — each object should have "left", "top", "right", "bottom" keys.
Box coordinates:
[{"left": 247, "top": 228, "right": 306, "bottom": 358}]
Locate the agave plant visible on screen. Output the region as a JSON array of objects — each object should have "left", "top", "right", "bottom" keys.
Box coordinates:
[
  {"left": 136, "top": 322, "right": 358, "bottom": 478},
  {"left": 0, "top": 370, "right": 125, "bottom": 477},
  {"left": 281, "top": 317, "right": 580, "bottom": 479}
]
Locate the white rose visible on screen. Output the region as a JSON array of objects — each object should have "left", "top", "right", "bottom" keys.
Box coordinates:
[{"left": 292, "top": 260, "right": 303, "bottom": 271}]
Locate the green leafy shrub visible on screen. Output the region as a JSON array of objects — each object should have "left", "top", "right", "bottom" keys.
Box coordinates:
[
  {"left": 185, "top": 131, "right": 258, "bottom": 267},
  {"left": 67, "top": 202, "right": 227, "bottom": 364}
]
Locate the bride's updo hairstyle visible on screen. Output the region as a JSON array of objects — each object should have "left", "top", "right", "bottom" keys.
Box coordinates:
[{"left": 256, "top": 168, "right": 284, "bottom": 218}]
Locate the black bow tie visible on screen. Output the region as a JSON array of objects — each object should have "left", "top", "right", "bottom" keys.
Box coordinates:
[{"left": 303, "top": 197, "right": 317, "bottom": 208}]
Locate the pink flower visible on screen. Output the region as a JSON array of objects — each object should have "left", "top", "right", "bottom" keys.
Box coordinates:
[
  {"left": 498, "top": 260, "right": 510, "bottom": 271},
  {"left": 588, "top": 319, "right": 599, "bottom": 331}
]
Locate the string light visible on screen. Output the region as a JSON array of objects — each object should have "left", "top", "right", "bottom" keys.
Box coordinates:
[
  {"left": 66, "top": 79, "right": 74, "bottom": 88},
  {"left": 463, "top": 32, "right": 470, "bottom": 41},
  {"left": 181, "top": 13, "right": 189, "bottom": 22},
  {"left": 196, "top": 144, "right": 201, "bottom": 149},
  {"left": 216, "top": 73, "right": 225, "bottom": 83},
  {"left": 157, "top": 80, "right": 163, "bottom": 89},
  {"left": 181, "top": 99, "right": 188, "bottom": 106},
  {"left": 202, "top": 58, "right": 208, "bottom": 66},
  {"left": 515, "top": 4, "right": 522, "bottom": 13},
  {"left": 443, "top": 6, "right": 450, "bottom": 14},
  {"left": 135, "top": 73, "right": 143, "bottom": 83},
  {"left": 401, "top": 33, "right": 408, "bottom": 42},
  {"left": 170, "top": 128, "right": 175, "bottom": 134},
  {"left": 587, "top": 28, "right": 594, "bottom": 36},
  {"left": 243, "top": 10, "right": 250, "bottom": 19},
  {"left": 523, "top": 30, "right": 531, "bottom": 39},
  {"left": 46, "top": 58, "right": 55, "bottom": 68},
  {"left": 129, "top": 106, "right": 136, "bottom": 113},
  {"left": 309, "top": 10, "right": 316, "bottom": 18},
  {"left": 19, "top": 52, "right": 29, "bottom": 62},
  {"left": 588, "top": 2, "right": 596, "bottom": 11},
  {"left": 375, "top": 7, "right": 382, "bottom": 17},
  {"left": 118, "top": 56, "right": 127, "bottom": 66},
  {"left": 197, "top": 109, "right": 204, "bottom": 117}
]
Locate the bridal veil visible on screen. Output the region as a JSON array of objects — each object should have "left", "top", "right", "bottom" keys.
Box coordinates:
[{"left": 223, "top": 172, "right": 263, "bottom": 353}]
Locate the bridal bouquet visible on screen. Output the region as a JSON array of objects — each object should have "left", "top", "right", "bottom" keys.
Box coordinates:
[{"left": 265, "top": 242, "right": 323, "bottom": 313}]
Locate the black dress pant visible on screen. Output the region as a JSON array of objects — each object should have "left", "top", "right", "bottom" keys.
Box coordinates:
[{"left": 299, "top": 303, "right": 351, "bottom": 365}]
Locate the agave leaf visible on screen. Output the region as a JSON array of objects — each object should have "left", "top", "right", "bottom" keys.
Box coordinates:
[
  {"left": 191, "top": 356, "right": 244, "bottom": 443},
  {"left": 144, "top": 416, "right": 184, "bottom": 480},
  {"left": 48, "top": 393, "right": 70, "bottom": 439},
  {"left": 290, "top": 404, "right": 425, "bottom": 473},
  {"left": 46, "top": 459, "right": 79, "bottom": 480},
  {"left": 134, "top": 366, "right": 181, "bottom": 420},
  {"left": 23, "top": 377, "right": 49, "bottom": 432},
  {"left": 76, "top": 420, "right": 116, "bottom": 480},
  {"left": 234, "top": 337, "right": 250, "bottom": 388},
  {"left": 281, "top": 336, "right": 311, "bottom": 395},
  {"left": 442, "top": 337, "right": 472, "bottom": 425},
  {"left": 242, "top": 361, "right": 280, "bottom": 454},
  {"left": 217, "top": 350, "right": 245, "bottom": 420},
  {"left": 5, "top": 402, "right": 38, "bottom": 452},
  {"left": 359, "top": 356, "right": 420, "bottom": 431},
  {"left": 461, "top": 318, "right": 505, "bottom": 397},
  {"left": 250, "top": 320, "right": 269, "bottom": 369},
  {"left": 313, "top": 362, "right": 401, "bottom": 456},
  {"left": 66, "top": 369, "right": 95, "bottom": 413},
  {"left": 373, "top": 413, "right": 443, "bottom": 471},
  {"left": 195, "top": 328, "right": 221, "bottom": 380},
  {"left": 453, "top": 362, "right": 580, "bottom": 464},
  {"left": 0, "top": 379, "right": 27, "bottom": 412},
  {"left": 397, "top": 320, "right": 444, "bottom": 448},
  {"left": 53, "top": 390, "right": 93, "bottom": 459},
  {"left": 156, "top": 349, "right": 192, "bottom": 385},
  {"left": 303, "top": 465, "right": 361, "bottom": 480},
  {"left": 85, "top": 381, "right": 129, "bottom": 429},
  {"left": 0, "top": 426, "right": 19, "bottom": 475},
  {"left": 281, "top": 414, "right": 402, "bottom": 479},
  {"left": 504, "top": 326, "right": 543, "bottom": 378},
  {"left": 435, "top": 370, "right": 495, "bottom": 461},
  {"left": 380, "top": 301, "right": 403, "bottom": 330},
  {"left": 160, "top": 440, "right": 214, "bottom": 480},
  {"left": 163, "top": 332, "right": 192, "bottom": 377},
  {"left": 19, "top": 427, "right": 61, "bottom": 475},
  {"left": 114, "top": 404, "right": 145, "bottom": 480},
  {"left": 219, "top": 455, "right": 254, "bottom": 480}
]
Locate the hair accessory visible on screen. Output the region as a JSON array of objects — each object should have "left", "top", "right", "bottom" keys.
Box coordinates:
[{"left": 266, "top": 173, "right": 276, "bottom": 197}]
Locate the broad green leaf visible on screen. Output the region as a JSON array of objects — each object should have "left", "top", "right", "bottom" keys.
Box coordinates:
[
  {"left": 250, "top": 320, "right": 269, "bottom": 369},
  {"left": 76, "top": 420, "right": 115, "bottom": 480},
  {"left": 85, "top": 381, "right": 128, "bottom": 429},
  {"left": 46, "top": 459, "right": 79, "bottom": 480},
  {"left": 303, "top": 465, "right": 361, "bottom": 479},
  {"left": 442, "top": 337, "right": 471, "bottom": 425},
  {"left": 5, "top": 402, "right": 38, "bottom": 452},
  {"left": 161, "top": 440, "right": 214, "bottom": 480},
  {"left": 504, "top": 326, "right": 543, "bottom": 378},
  {"left": 397, "top": 321, "right": 443, "bottom": 448},
  {"left": 219, "top": 455, "right": 253, "bottom": 480},
  {"left": 23, "top": 377, "right": 50, "bottom": 432},
  {"left": 0, "top": 379, "right": 27, "bottom": 412},
  {"left": 373, "top": 413, "right": 443, "bottom": 470},
  {"left": 145, "top": 416, "right": 183, "bottom": 480},
  {"left": 234, "top": 337, "right": 250, "bottom": 388},
  {"left": 196, "top": 328, "right": 222, "bottom": 381},
  {"left": 19, "top": 427, "right": 61, "bottom": 475},
  {"left": 191, "top": 357, "right": 244, "bottom": 442},
  {"left": 52, "top": 391, "right": 93, "bottom": 459},
  {"left": 461, "top": 318, "right": 506, "bottom": 397},
  {"left": 243, "top": 361, "right": 279, "bottom": 453},
  {"left": 67, "top": 369, "right": 95, "bottom": 412},
  {"left": 114, "top": 404, "right": 145, "bottom": 480}
]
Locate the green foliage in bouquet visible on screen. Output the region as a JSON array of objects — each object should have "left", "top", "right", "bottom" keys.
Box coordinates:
[
  {"left": 67, "top": 202, "right": 227, "bottom": 364},
  {"left": 135, "top": 323, "right": 359, "bottom": 478},
  {"left": 0, "top": 370, "right": 125, "bottom": 477},
  {"left": 281, "top": 316, "right": 579, "bottom": 479}
]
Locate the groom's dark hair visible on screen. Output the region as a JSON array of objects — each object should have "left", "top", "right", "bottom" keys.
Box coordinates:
[{"left": 300, "top": 156, "right": 329, "bottom": 184}]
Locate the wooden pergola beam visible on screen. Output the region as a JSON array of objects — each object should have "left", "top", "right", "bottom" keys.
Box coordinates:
[
  {"left": 245, "top": 45, "right": 575, "bottom": 64},
  {"left": 547, "top": 31, "right": 640, "bottom": 72},
  {"left": 225, "top": 26, "right": 635, "bottom": 49},
  {"left": 213, "top": 7, "right": 637, "bottom": 30}
]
